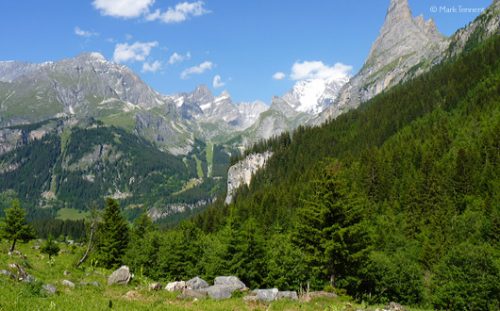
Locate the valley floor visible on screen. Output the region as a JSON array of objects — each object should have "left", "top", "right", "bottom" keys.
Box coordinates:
[{"left": 0, "top": 241, "right": 429, "bottom": 311}]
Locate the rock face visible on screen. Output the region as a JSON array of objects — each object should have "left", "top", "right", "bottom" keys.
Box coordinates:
[
  {"left": 107, "top": 266, "right": 131, "bottom": 286},
  {"left": 186, "top": 276, "right": 209, "bottom": 290},
  {"left": 320, "top": 0, "right": 448, "bottom": 122},
  {"left": 225, "top": 152, "right": 273, "bottom": 204},
  {"left": 447, "top": 0, "right": 500, "bottom": 57}
]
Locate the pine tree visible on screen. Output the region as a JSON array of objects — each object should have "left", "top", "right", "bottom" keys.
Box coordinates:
[
  {"left": 41, "top": 235, "right": 60, "bottom": 259},
  {"left": 95, "top": 198, "right": 130, "bottom": 268},
  {"left": 0, "top": 199, "right": 35, "bottom": 252}
]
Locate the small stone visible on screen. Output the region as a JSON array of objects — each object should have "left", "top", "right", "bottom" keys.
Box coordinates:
[
  {"left": 149, "top": 282, "right": 162, "bottom": 291},
  {"left": 42, "top": 284, "right": 57, "bottom": 295},
  {"left": 61, "top": 279, "right": 75, "bottom": 288}
]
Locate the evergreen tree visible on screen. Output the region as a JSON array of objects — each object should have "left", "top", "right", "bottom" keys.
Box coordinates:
[
  {"left": 95, "top": 198, "right": 130, "bottom": 268},
  {"left": 0, "top": 199, "right": 35, "bottom": 252},
  {"left": 294, "top": 161, "right": 370, "bottom": 292},
  {"left": 41, "top": 235, "right": 60, "bottom": 259}
]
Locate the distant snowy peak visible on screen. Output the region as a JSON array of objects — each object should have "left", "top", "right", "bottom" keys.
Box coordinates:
[{"left": 283, "top": 76, "right": 349, "bottom": 115}]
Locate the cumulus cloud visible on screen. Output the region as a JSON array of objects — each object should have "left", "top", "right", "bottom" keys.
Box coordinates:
[
  {"left": 168, "top": 52, "right": 191, "bottom": 65},
  {"left": 92, "top": 0, "right": 154, "bottom": 18},
  {"left": 272, "top": 72, "right": 286, "bottom": 80},
  {"left": 180, "top": 61, "right": 213, "bottom": 79},
  {"left": 74, "top": 26, "right": 98, "bottom": 37},
  {"left": 146, "top": 1, "right": 209, "bottom": 24},
  {"left": 142, "top": 60, "right": 162, "bottom": 73},
  {"left": 212, "top": 75, "right": 225, "bottom": 88},
  {"left": 113, "top": 41, "right": 158, "bottom": 63},
  {"left": 290, "top": 61, "right": 352, "bottom": 81}
]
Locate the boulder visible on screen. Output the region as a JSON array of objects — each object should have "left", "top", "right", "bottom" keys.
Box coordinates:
[
  {"left": 61, "top": 279, "right": 75, "bottom": 288},
  {"left": 165, "top": 281, "right": 186, "bottom": 292},
  {"left": 107, "top": 266, "right": 131, "bottom": 286},
  {"left": 149, "top": 282, "right": 162, "bottom": 291},
  {"left": 214, "top": 276, "right": 247, "bottom": 291},
  {"left": 253, "top": 288, "right": 279, "bottom": 302},
  {"left": 205, "top": 285, "right": 235, "bottom": 300},
  {"left": 63, "top": 270, "right": 70, "bottom": 276},
  {"left": 178, "top": 289, "right": 208, "bottom": 300},
  {"left": 186, "top": 276, "right": 209, "bottom": 290},
  {"left": 42, "top": 284, "right": 57, "bottom": 295}
]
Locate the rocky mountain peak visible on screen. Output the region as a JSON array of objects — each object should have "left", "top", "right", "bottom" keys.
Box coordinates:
[
  {"left": 189, "top": 84, "right": 214, "bottom": 104},
  {"left": 387, "top": 0, "right": 412, "bottom": 22}
]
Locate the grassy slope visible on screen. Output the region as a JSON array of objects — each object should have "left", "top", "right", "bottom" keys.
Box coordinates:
[{"left": 0, "top": 240, "right": 430, "bottom": 311}]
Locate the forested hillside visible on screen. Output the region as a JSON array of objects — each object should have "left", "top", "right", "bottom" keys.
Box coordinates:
[
  {"left": 121, "top": 36, "right": 500, "bottom": 310},
  {"left": 0, "top": 119, "right": 231, "bottom": 226}
]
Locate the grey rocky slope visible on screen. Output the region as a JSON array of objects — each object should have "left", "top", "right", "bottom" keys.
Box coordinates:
[
  {"left": 318, "top": 0, "right": 448, "bottom": 122},
  {"left": 318, "top": 0, "right": 500, "bottom": 123},
  {"left": 0, "top": 54, "right": 266, "bottom": 154}
]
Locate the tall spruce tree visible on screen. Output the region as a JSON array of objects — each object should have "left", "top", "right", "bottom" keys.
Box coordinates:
[
  {"left": 0, "top": 199, "right": 35, "bottom": 252},
  {"left": 95, "top": 198, "right": 130, "bottom": 268}
]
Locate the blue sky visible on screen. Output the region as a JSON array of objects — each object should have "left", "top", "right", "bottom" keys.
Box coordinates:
[{"left": 0, "top": 0, "right": 491, "bottom": 103}]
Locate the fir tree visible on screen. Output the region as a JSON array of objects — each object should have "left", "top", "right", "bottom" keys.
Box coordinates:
[
  {"left": 41, "top": 235, "right": 60, "bottom": 259},
  {"left": 0, "top": 199, "right": 35, "bottom": 252},
  {"left": 95, "top": 198, "right": 130, "bottom": 268}
]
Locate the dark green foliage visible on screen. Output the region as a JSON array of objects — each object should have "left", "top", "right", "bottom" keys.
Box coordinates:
[
  {"left": 94, "top": 198, "right": 130, "bottom": 268},
  {"left": 0, "top": 199, "right": 35, "bottom": 252},
  {"left": 431, "top": 242, "right": 500, "bottom": 310},
  {"left": 40, "top": 235, "right": 60, "bottom": 259}
]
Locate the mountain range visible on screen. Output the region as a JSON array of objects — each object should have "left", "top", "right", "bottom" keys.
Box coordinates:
[{"left": 0, "top": 0, "right": 498, "bottom": 221}]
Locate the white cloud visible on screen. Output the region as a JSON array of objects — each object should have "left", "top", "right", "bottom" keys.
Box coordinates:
[
  {"left": 272, "top": 72, "right": 286, "bottom": 80},
  {"left": 212, "top": 75, "right": 225, "bottom": 88},
  {"left": 74, "top": 26, "right": 98, "bottom": 37},
  {"left": 113, "top": 41, "right": 158, "bottom": 63},
  {"left": 168, "top": 52, "right": 191, "bottom": 65},
  {"left": 290, "top": 61, "right": 352, "bottom": 81},
  {"left": 142, "top": 60, "right": 162, "bottom": 73},
  {"left": 146, "top": 1, "right": 209, "bottom": 24},
  {"left": 92, "top": 0, "right": 154, "bottom": 18},
  {"left": 180, "top": 61, "right": 213, "bottom": 79}
]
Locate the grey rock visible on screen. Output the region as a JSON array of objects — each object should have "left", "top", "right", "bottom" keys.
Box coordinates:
[
  {"left": 225, "top": 152, "right": 273, "bottom": 204},
  {"left": 205, "top": 285, "right": 235, "bottom": 300},
  {"left": 186, "top": 276, "right": 209, "bottom": 290},
  {"left": 178, "top": 288, "right": 208, "bottom": 300},
  {"left": 0, "top": 269, "right": 15, "bottom": 279},
  {"left": 149, "top": 282, "right": 162, "bottom": 291},
  {"left": 213, "top": 276, "right": 247, "bottom": 291},
  {"left": 252, "top": 288, "right": 279, "bottom": 302},
  {"left": 107, "top": 265, "right": 131, "bottom": 286},
  {"left": 165, "top": 281, "right": 186, "bottom": 292},
  {"left": 42, "top": 284, "right": 57, "bottom": 295},
  {"left": 61, "top": 279, "right": 75, "bottom": 288},
  {"left": 277, "top": 291, "right": 298, "bottom": 300}
]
